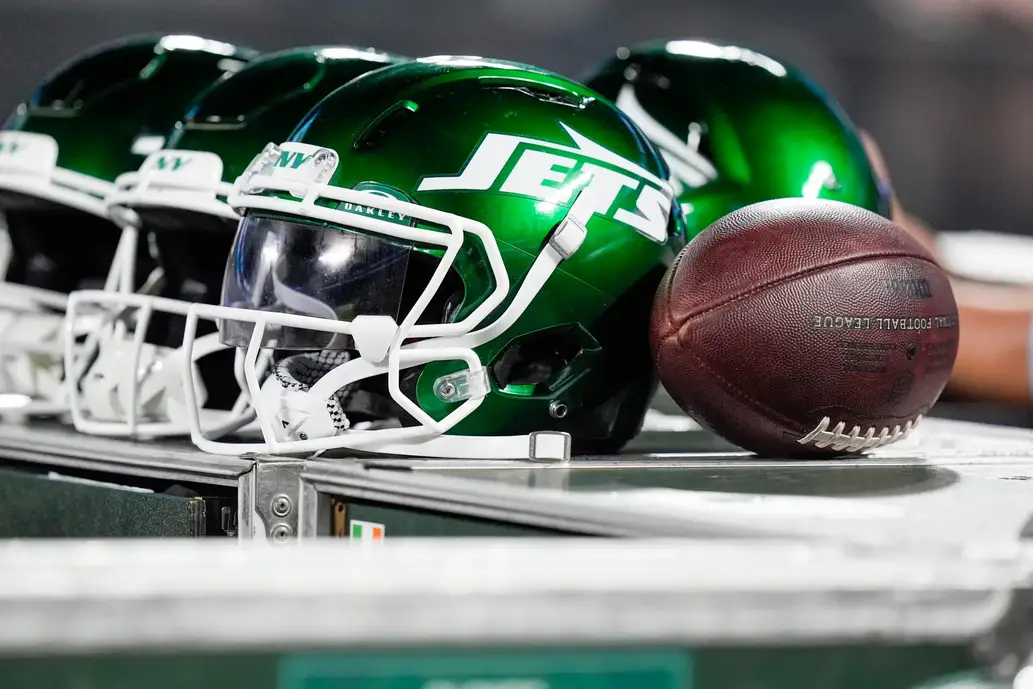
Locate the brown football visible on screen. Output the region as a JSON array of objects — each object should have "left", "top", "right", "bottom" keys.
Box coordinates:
[{"left": 650, "top": 198, "right": 959, "bottom": 457}]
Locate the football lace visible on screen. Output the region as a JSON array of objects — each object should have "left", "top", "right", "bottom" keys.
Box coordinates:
[{"left": 797, "top": 415, "right": 923, "bottom": 453}]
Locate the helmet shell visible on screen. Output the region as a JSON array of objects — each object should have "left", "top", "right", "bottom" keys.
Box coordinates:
[
  {"left": 167, "top": 46, "right": 408, "bottom": 185},
  {"left": 0, "top": 34, "right": 257, "bottom": 294},
  {"left": 582, "top": 39, "right": 889, "bottom": 239},
  {"left": 4, "top": 34, "right": 258, "bottom": 185},
  {"left": 252, "top": 56, "right": 687, "bottom": 451}
]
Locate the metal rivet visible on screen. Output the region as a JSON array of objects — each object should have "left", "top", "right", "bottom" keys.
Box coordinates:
[
  {"left": 437, "top": 381, "right": 457, "bottom": 399},
  {"left": 271, "top": 494, "right": 292, "bottom": 518},
  {"left": 270, "top": 524, "right": 293, "bottom": 542},
  {"left": 549, "top": 400, "right": 568, "bottom": 419}
]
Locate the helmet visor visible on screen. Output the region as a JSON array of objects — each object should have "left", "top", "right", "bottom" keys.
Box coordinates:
[{"left": 219, "top": 214, "right": 410, "bottom": 350}]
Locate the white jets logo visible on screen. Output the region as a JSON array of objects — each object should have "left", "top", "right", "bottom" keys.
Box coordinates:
[
  {"left": 615, "top": 84, "right": 717, "bottom": 196},
  {"left": 417, "top": 122, "right": 673, "bottom": 243}
]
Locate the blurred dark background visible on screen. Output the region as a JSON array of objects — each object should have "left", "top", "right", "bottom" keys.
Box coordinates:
[{"left": 1, "top": 0, "right": 1031, "bottom": 238}]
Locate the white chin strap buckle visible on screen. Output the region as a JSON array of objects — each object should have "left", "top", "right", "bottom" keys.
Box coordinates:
[
  {"left": 549, "top": 215, "right": 588, "bottom": 260},
  {"left": 528, "top": 431, "right": 571, "bottom": 463},
  {"left": 79, "top": 340, "right": 182, "bottom": 423}
]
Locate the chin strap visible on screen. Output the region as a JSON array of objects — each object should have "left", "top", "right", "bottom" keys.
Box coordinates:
[
  {"left": 65, "top": 289, "right": 266, "bottom": 439},
  {"left": 356, "top": 430, "right": 572, "bottom": 462},
  {"left": 0, "top": 296, "right": 103, "bottom": 417},
  {"left": 71, "top": 327, "right": 263, "bottom": 440},
  {"left": 253, "top": 353, "right": 571, "bottom": 461},
  {"left": 0, "top": 309, "right": 65, "bottom": 406},
  {"left": 260, "top": 351, "right": 356, "bottom": 441},
  {"left": 77, "top": 336, "right": 203, "bottom": 423}
]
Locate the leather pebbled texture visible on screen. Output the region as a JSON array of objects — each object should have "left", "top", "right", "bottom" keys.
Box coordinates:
[{"left": 650, "top": 198, "right": 959, "bottom": 457}]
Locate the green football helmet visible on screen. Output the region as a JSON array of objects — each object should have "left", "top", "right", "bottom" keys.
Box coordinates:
[
  {"left": 64, "top": 46, "right": 407, "bottom": 439},
  {"left": 0, "top": 34, "right": 257, "bottom": 417},
  {"left": 581, "top": 39, "right": 890, "bottom": 240},
  {"left": 180, "top": 56, "right": 685, "bottom": 460}
]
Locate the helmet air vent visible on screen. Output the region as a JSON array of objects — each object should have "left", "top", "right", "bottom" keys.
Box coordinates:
[
  {"left": 478, "top": 79, "right": 589, "bottom": 110},
  {"left": 353, "top": 100, "right": 420, "bottom": 151}
]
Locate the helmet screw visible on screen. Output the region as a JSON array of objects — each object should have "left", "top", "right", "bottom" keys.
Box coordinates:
[
  {"left": 271, "top": 494, "right": 292, "bottom": 518},
  {"left": 313, "top": 150, "right": 336, "bottom": 170},
  {"left": 549, "top": 400, "right": 569, "bottom": 419},
  {"left": 270, "top": 524, "right": 293, "bottom": 542},
  {"left": 437, "top": 381, "right": 457, "bottom": 400}
]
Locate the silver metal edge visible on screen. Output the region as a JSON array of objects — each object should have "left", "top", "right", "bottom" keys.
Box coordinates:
[
  {"left": 300, "top": 461, "right": 853, "bottom": 540},
  {"left": 0, "top": 538, "right": 1017, "bottom": 652}
]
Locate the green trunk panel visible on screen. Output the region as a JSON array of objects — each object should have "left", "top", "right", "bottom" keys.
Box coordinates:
[
  {"left": 0, "top": 645, "right": 989, "bottom": 689},
  {"left": 0, "top": 466, "right": 205, "bottom": 538},
  {"left": 339, "top": 498, "right": 571, "bottom": 538}
]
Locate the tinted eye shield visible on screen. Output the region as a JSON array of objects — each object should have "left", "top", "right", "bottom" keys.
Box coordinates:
[
  {"left": 222, "top": 142, "right": 512, "bottom": 348},
  {"left": 219, "top": 214, "right": 415, "bottom": 350}
]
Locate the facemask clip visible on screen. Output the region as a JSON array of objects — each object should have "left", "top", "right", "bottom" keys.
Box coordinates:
[{"left": 433, "top": 367, "right": 490, "bottom": 404}]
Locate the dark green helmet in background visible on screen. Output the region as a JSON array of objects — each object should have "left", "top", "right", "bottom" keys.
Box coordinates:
[
  {"left": 69, "top": 46, "right": 409, "bottom": 440},
  {"left": 0, "top": 34, "right": 257, "bottom": 418},
  {"left": 1, "top": 34, "right": 257, "bottom": 231},
  {"left": 582, "top": 39, "right": 890, "bottom": 240},
  {"left": 174, "top": 46, "right": 407, "bottom": 181},
  {"left": 105, "top": 44, "right": 407, "bottom": 270},
  {"left": 181, "top": 56, "right": 685, "bottom": 461},
  {"left": 124, "top": 45, "right": 408, "bottom": 212}
]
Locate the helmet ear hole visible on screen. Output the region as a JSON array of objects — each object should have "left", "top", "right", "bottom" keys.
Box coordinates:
[{"left": 491, "top": 325, "right": 594, "bottom": 392}]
